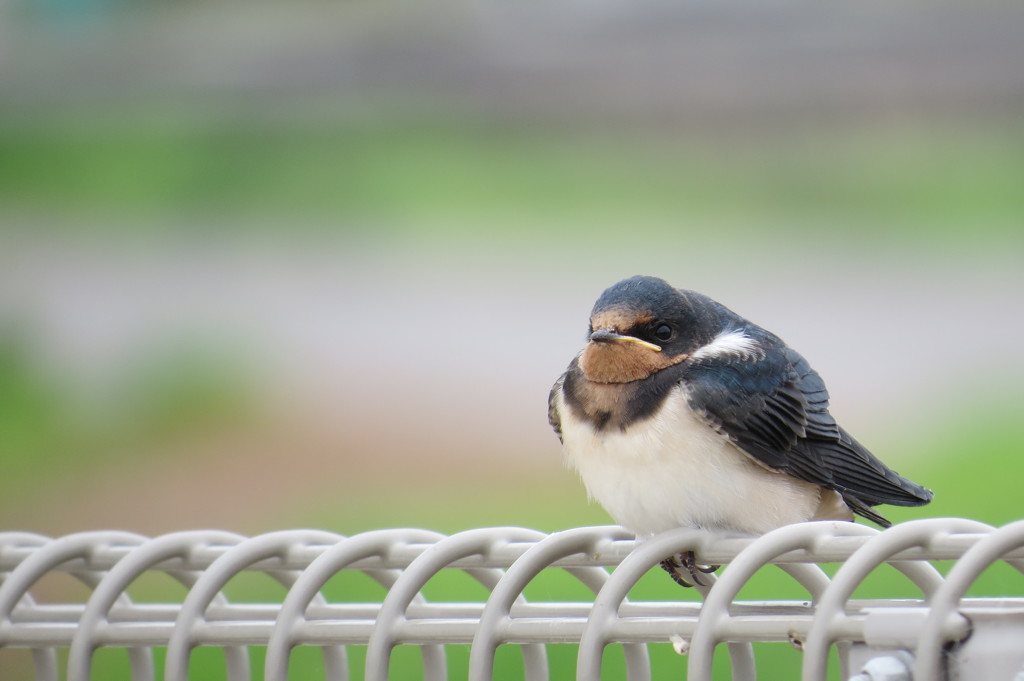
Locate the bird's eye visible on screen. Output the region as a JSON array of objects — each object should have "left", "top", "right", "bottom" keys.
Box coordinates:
[{"left": 652, "top": 324, "right": 674, "bottom": 342}]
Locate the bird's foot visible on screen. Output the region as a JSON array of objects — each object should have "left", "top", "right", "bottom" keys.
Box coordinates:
[{"left": 659, "top": 550, "right": 720, "bottom": 588}]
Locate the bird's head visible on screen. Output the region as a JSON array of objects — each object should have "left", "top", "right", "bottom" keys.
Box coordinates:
[{"left": 578, "top": 276, "right": 715, "bottom": 384}]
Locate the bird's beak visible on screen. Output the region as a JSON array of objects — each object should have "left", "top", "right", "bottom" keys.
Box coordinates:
[{"left": 588, "top": 329, "right": 662, "bottom": 352}]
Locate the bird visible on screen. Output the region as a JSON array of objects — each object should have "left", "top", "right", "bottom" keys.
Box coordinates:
[{"left": 548, "top": 275, "right": 933, "bottom": 586}]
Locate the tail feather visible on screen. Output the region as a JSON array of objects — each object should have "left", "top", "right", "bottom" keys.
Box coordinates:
[
  {"left": 842, "top": 493, "right": 893, "bottom": 528},
  {"left": 809, "top": 428, "right": 933, "bottom": 508}
]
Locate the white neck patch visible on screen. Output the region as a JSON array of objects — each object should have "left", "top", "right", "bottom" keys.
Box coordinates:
[{"left": 690, "top": 328, "right": 764, "bottom": 362}]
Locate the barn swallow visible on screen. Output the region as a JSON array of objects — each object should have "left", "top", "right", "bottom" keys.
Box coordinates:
[{"left": 548, "top": 276, "right": 933, "bottom": 586}]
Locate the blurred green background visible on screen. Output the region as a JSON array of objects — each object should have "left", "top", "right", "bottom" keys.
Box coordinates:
[{"left": 2, "top": 0, "right": 1023, "bottom": 678}]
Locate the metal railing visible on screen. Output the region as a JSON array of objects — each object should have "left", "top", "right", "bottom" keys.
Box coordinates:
[{"left": 1, "top": 519, "right": 1023, "bottom": 680}]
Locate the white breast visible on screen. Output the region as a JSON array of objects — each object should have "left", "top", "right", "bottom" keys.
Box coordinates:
[{"left": 556, "top": 387, "right": 844, "bottom": 537}]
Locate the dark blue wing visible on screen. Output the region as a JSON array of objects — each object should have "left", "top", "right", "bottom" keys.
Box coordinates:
[{"left": 683, "top": 338, "right": 932, "bottom": 516}]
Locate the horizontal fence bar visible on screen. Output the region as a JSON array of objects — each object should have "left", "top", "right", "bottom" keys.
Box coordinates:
[{"left": 6, "top": 533, "right": 1023, "bottom": 575}]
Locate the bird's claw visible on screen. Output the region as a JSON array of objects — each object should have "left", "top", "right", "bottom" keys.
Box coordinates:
[{"left": 660, "top": 550, "right": 720, "bottom": 588}]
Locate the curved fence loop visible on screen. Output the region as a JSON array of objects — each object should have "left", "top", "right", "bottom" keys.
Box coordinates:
[
  {"left": 365, "top": 527, "right": 546, "bottom": 681},
  {"left": 577, "top": 527, "right": 720, "bottom": 681},
  {"left": 164, "top": 529, "right": 342, "bottom": 681},
  {"left": 913, "top": 519, "right": 1024, "bottom": 681},
  {"left": 469, "top": 525, "right": 638, "bottom": 681},
  {"left": 0, "top": 533, "right": 59, "bottom": 681},
  {"left": 265, "top": 528, "right": 446, "bottom": 681},
  {"left": 688, "top": 522, "right": 876, "bottom": 681},
  {"left": 67, "top": 530, "right": 247, "bottom": 681},
  {"left": 0, "top": 532, "right": 151, "bottom": 681},
  {"left": 801, "top": 517, "right": 993, "bottom": 681}
]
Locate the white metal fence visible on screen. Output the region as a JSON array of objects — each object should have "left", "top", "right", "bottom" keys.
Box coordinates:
[{"left": 2, "top": 519, "right": 1023, "bottom": 680}]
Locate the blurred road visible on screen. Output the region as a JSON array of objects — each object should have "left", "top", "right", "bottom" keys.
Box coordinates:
[{"left": 4, "top": 235, "right": 1021, "bottom": 468}]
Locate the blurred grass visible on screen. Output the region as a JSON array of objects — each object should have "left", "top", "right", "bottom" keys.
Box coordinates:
[
  {"left": 0, "top": 326, "right": 258, "bottom": 498},
  {"left": 1, "top": 114, "right": 1022, "bottom": 243}
]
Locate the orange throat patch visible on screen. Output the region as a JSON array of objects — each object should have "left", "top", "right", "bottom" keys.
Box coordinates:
[{"left": 579, "top": 342, "right": 687, "bottom": 384}]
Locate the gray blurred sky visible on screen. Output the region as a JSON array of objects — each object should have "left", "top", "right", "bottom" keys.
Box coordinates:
[{"left": 3, "top": 0, "right": 1023, "bottom": 127}]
